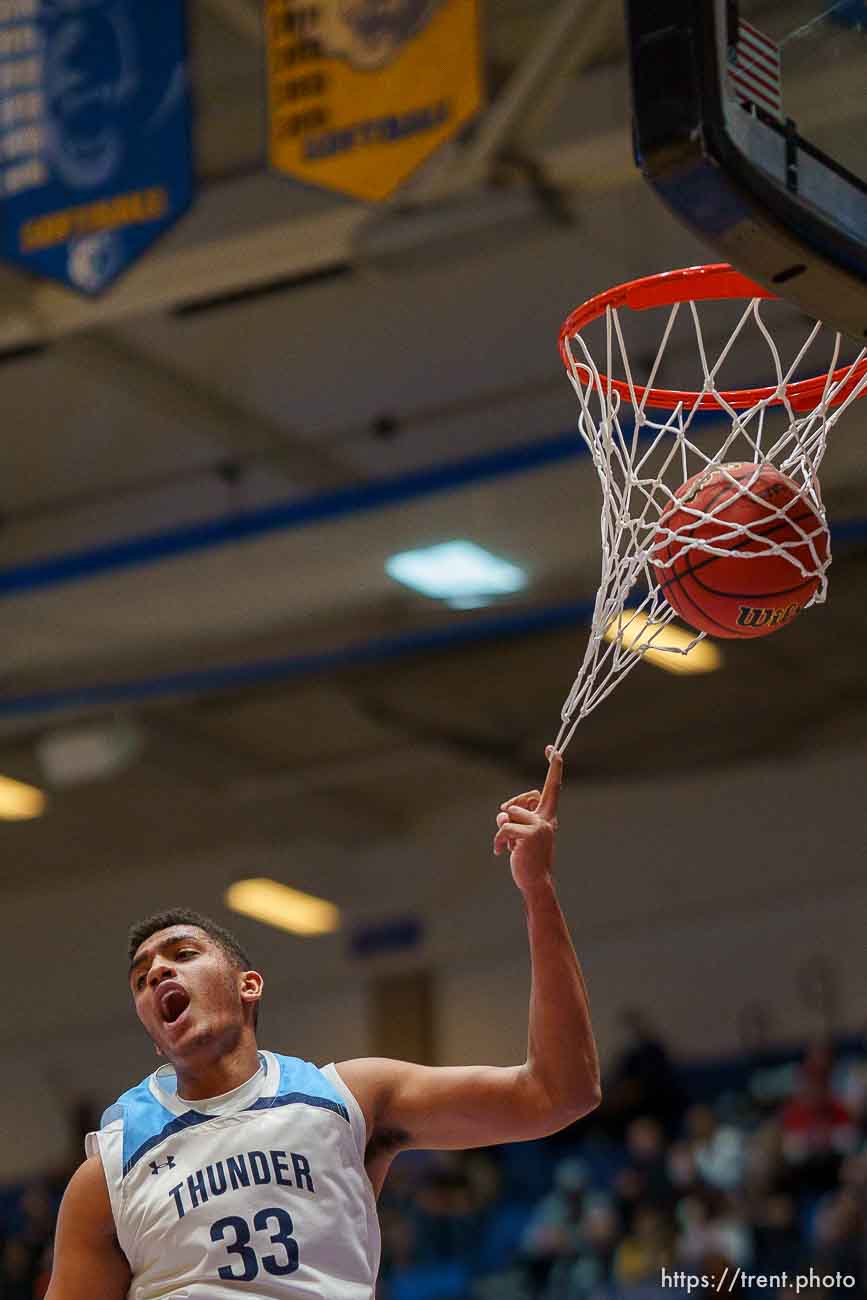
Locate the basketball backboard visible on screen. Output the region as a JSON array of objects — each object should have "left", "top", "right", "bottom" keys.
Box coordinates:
[{"left": 625, "top": 0, "right": 867, "bottom": 340}]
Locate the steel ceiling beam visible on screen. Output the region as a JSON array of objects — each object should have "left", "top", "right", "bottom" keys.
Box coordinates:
[{"left": 58, "top": 332, "right": 353, "bottom": 491}]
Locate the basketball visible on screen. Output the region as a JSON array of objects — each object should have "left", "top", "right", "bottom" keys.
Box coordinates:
[{"left": 651, "top": 463, "right": 829, "bottom": 639}]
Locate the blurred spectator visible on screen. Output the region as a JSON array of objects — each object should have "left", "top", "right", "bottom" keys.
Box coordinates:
[
  {"left": 832, "top": 1029, "right": 867, "bottom": 1133},
  {"left": 612, "top": 1202, "right": 674, "bottom": 1284},
  {"left": 463, "top": 1149, "right": 501, "bottom": 1216},
  {"left": 605, "top": 1007, "right": 685, "bottom": 1137},
  {"left": 811, "top": 1189, "right": 865, "bottom": 1293},
  {"left": 838, "top": 1146, "right": 867, "bottom": 1215},
  {"left": 464, "top": 1149, "right": 535, "bottom": 1280},
  {"left": 743, "top": 1117, "right": 787, "bottom": 1199},
  {"left": 780, "top": 1043, "right": 858, "bottom": 1195},
  {"left": 612, "top": 1163, "right": 647, "bottom": 1235},
  {"left": 611, "top": 1115, "right": 675, "bottom": 1233},
  {"left": 573, "top": 1197, "right": 620, "bottom": 1294},
  {"left": 686, "top": 1103, "right": 746, "bottom": 1192},
  {"left": 521, "top": 1156, "right": 589, "bottom": 1254},
  {"left": 667, "top": 1137, "right": 699, "bottom": 1193},
  {"left": 751, "top": 1193, "right": 805, "bottom": 1275},
  {"left": 520, "top": 1157, "right": 590, "bottom": 1295},
  {"left": 675, "top": 1187, "right": 751, "bottom": 1271}
]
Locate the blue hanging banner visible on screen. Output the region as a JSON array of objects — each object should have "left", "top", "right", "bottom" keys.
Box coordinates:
[{"left": 0, "top": 0, "right": 193, "bottom": 295}]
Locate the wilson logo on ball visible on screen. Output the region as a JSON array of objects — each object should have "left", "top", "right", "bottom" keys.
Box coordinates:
[{"left": 735, "top": 603, "right": 803, "bottom": 630}]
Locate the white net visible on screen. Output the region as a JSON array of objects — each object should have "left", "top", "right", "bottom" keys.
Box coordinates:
[{"left": 554, "top": 277, "right": 867, "bottom": 753}]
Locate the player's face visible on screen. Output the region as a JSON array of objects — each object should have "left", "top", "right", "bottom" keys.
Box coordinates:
[{"left": 129, "top": 926, "right": 250, "bottom": 1064}]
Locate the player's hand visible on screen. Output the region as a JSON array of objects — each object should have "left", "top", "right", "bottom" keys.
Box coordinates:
[{"left": 494, "top": 746, "right": 563, "bottom": 893}]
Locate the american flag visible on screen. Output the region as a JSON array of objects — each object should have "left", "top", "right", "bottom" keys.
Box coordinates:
[{"left": 727, "top": 17, "right": 784, "bottom": 122}]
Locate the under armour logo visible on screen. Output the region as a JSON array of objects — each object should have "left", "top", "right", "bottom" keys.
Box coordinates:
[{"left": 149, "top": 1156, "right": 176, "bottom": 1175}]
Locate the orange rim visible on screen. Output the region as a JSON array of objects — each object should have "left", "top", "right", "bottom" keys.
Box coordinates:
[{"left": 558, "top": 263, "right": 867, "bottom": 413}]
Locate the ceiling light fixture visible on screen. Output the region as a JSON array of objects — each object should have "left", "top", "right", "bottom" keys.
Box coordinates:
[
  {"left": 385, "top": 540, "right": 527, "bottom": 602},
  {"left": 0, "top": 775, "right": 46, "bottom": 821},
  {"left": 225, "top": 878, "right": 341, "bottom": 937},
  {"left": 37, "top": 719, "right": 144, "bottom": 787},
  {"left": 604, "top": 609, "right": 723, "bottom": 674}
]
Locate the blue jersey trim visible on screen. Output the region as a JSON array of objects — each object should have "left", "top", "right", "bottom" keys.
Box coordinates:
[
  {"left": 118, "top": 1054, "right": 350, "bottom": 1177},
  {"left": 273, "top": 1053, "right": 350, "bottom": 1116},
  {"left": 123, "top": 1108, "right": 213, "bottom": 1177},
  {"left": 115, "top": 1076, "right": 179, "bottom": 1178},
  {"left": 248, "top": 1091, "right": 349, "bottom": 1123}
]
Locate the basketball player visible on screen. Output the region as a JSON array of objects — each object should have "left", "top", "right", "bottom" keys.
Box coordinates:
[{"left": 46, "top": 748, "right": 600, "bottom": 1299}]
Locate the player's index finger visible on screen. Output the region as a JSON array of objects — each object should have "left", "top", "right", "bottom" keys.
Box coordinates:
[{"left": 539, "top": 747, "right": 563, "bottom": 816}]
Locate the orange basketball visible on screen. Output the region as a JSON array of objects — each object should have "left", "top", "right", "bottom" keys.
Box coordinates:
[{"left": 651, "top": 462, "right": 829, "bottom": 638}]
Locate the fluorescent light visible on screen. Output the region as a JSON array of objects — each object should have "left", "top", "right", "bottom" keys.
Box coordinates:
[
  {"left": 604, "top": 609, "right": 722, "bottom": 674},
  {"left": 37, "top": 719, "right": 143, "bottom": 787},
  {"left": 225, "top": 878, "right": 340, "bottom": 937},
  {"left": 386, "top": 540, "right": 527, "bottom": 601},
  {"left": 0, "top": 774, "right": 46, "bottom": 820}
]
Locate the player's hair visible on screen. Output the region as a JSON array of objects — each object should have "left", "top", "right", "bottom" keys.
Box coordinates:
[{"left": 128, "top": 907, "right": 260, "bottom": 1031}]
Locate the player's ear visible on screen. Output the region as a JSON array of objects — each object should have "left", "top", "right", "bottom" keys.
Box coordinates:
[{"left": 240, "top": 970, "right": 263, "bottom": 1015}]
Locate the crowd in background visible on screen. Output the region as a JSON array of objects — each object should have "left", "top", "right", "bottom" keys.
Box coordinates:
[
  {"left": 375, "top": 1014, "right": 867, "bottom": 1299},
  {"left": 1, "top": 1013, "right": 865, "bottom": 1300}
]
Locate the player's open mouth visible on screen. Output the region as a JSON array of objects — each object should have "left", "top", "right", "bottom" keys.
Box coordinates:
[{"left": 159, "top": 984, "right": 191, "bottom": 1026}]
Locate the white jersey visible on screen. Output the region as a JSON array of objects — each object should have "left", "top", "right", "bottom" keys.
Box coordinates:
[{"left": 85, "top": 1050, "right": 380, "bottom": 1300}]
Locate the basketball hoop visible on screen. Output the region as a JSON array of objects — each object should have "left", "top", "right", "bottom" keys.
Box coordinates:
[{"left": 554, "top": 263, "right": 867, "bottom": 753}]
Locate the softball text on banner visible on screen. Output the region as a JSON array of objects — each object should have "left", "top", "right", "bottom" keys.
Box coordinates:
[
  {"left": 266, "top": 0, "right": 482, "bottom": 202},
  {"left": 0, "top": 0, "right": 193, "bottom": 295}
]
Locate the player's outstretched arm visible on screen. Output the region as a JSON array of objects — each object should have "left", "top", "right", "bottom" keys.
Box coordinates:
[
  {"left": 337, "top": 748, "right": 601, "bottom": 1155},
  {"left": 45, "top": 1155, "right": 131, "bottom": 1300}
]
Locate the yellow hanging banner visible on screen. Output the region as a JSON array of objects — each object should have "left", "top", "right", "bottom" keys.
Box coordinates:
[{"left": 266, "top": 1, "right": 483, "bottom": 202}]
